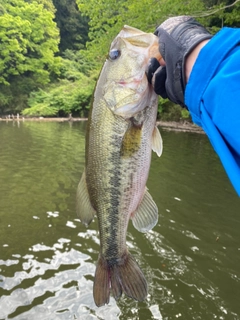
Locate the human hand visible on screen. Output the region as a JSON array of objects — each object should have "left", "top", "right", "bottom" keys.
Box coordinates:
[{"left": 147, "top": 16, "right": 212, "bottom": 107}]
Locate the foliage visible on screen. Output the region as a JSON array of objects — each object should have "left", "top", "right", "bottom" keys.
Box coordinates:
[
  {"left": 22, "top": 49, "right": 98, "bottom": 117},
  {"left": 23, "top": 78, "right": 93, "bottom": 117},
  {"left": 214, "top": 0, "right": 240, "bottom": 28},
  {"left": 181, "top": 108, "right": 191, "bottom": 120},
  {"left": 25, "top": 0, "right": 56, "bottom": 12},
  {"left": 22, "top": 58, "right": 96, "bottom": 117},
  {"left": 0, "top": 77, "right": 38, "bottom": 114},
  {"left": 75, "top": 0, "right": 209, "bottom": 121},
  {"left": 158, "top": 102, "right": 183, "bottom": 122},
  {"left": 157, "top": 98, "right": 190, "bottom": 121},
  {"left": 60, "top": 49, "right": 93, "bottom": 77},
  {"left": 0, "top": 0, "right": 61, "bottom": 85},
  {"left": 0, "top": 0, "right": 61, "bottom": 113},
  {"left": 76, "top": 0, "right": 206, "bottom": 67},
  {"left": 1, "top": 0, "right": 240, "bottom": 119},
  {"left": 193, "top": 0, "right": 240, "bottom": 35},
  {"left": 52, "top": 0, "right": 89, "bottom": 53}
]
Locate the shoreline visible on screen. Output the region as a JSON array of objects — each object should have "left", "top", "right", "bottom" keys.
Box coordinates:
[
  {"left": 0, "top": 117, "right": 204, "bottom": 134},
  {"left": 156, "top": 120, "right": 203, "bottom": 134}
]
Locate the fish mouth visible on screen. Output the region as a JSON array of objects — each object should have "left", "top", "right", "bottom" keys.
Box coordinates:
[
  {"left": 112, "top": 84, "right": 152, "bottom": 118},
  {"left": 115, "top": 69, "right": 146, "bottom": 90},
  {"left": 101, "top": 68, "right": 149, "bottom": 118}
]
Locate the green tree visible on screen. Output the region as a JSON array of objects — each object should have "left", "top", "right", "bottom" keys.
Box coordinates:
[
  {"left": 199, "top": 0, "right": 240, "bottom": 30},
  {"left": 2, "top": 0, "right": 240, "bottom": 118},
  {"left": 76, "top": 0, "right": 206, "bottom": 67},
  {"left": 0, "top": 0, "right": 61, "bottom": 86},
  {"left": 25, "top": 0, "right": 56, "bottom": 12},
  {"left": 0, "top": 0, "right": 62, "bottom": 113},
  {"left": 76, "top": 0, "right": 240, "bottom": 120},
  {"left": 76, "top": 0, "right": 206, "bottom": 119},
  {"left": 52, "top": 0, "right": 89, "bottom": 53},
  {"left": 22, "top": 51, "right": 97, "bottom": 117}
]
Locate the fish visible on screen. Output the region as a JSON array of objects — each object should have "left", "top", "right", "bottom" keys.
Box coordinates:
[{"left": 76, "top": 25, "right": 163, "bottom": 307}]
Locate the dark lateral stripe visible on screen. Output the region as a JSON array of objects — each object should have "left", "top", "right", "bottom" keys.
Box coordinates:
[{"left": 104, "top": 133, "right": 122, "bottom": 259}]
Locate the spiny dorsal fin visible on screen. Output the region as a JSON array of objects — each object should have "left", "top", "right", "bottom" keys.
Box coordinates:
[{"left": 131, "top": 188, "right": 158, "bottom": 233}]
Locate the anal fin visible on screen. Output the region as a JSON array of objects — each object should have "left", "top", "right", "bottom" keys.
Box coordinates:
[
  {"left": 76, "top": 168, "right": 96, "bottom": 226},
  {"left": 131, "top": 188, "right": 158, "bottom": 233}
]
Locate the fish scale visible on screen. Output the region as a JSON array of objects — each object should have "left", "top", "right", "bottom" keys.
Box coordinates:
[{"left": 76, "top": 25, "right": 163, "bottom": 307}]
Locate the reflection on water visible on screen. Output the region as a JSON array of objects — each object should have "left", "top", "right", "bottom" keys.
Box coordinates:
[
  {"left": 0, "top": 121, "right": 240, "bottom": 319},
  {"left": 0, "top": 246, "right": 121, "bottom": 320}
]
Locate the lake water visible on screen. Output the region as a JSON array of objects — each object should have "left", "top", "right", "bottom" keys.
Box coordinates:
[{"left": 0, "top": 120, "right": 239, "bottom": 320}]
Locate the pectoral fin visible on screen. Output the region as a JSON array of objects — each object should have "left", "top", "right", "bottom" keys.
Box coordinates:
[
  {"left": 152, "top": 126, "right": 163, "bottom": 157},
  {"left": 131, "top": 188, "right": 158, "bottom": 233},
  {"left": 76, "top": 168, "right": 96, "bottom": 226}
]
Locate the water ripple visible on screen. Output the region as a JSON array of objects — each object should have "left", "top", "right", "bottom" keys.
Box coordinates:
[{"left": 1, "top": 123, "right": 240, "bottom": 319}]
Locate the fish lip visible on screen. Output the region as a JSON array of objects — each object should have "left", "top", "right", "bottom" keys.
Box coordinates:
[
  {"left": 112, "top": 103, "right": 141, "bottom": 117},
  {"left": 112, "top": 87, "right": 152, "bottom": 117},
  {"left": 107, "top": 75, "right": 152, "bottom": 118},
  {"left": 115, "top": 70, "right": 146, "bottom": 88}
]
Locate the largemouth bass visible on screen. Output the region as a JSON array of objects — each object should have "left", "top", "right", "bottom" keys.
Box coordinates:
[{"left": 76, "top": 25, "right": 163, "bottom": 307}]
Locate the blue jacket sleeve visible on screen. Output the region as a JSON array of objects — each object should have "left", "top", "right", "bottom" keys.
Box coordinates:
[{"left": 185, "top": 28, "right": 240, "bottom": 196}]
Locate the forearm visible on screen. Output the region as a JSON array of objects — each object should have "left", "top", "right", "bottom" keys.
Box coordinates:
[{"left": 185, "top": 39, "right": 210, "bottom": 83}]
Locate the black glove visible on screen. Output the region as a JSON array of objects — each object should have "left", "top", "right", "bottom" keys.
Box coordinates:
[{"left": 148, "top": 16, "right": 212, "bottom": 107}]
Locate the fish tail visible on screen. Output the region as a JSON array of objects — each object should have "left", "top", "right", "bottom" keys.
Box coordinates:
[
  {"left": 93, "top": 256, "right": 111, "bottom": 307},
  {"left": 93, "top": 252, "right": 147, "bottom": 307}
]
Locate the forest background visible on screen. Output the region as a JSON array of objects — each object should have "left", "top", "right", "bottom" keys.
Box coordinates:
[{"left": 0, "top": 0, "right": 239, "bottom": 121}]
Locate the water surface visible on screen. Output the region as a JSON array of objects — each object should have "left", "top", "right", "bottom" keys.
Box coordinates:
[{"left": 0, "top": 121, "right": 239, "bottom": 319}]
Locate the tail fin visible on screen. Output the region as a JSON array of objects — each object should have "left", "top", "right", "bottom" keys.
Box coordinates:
[{"left": 93, "top": 252, "right": 147, "bottom": 307}]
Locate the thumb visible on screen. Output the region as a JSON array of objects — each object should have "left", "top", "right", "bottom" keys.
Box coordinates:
[
  {"left": 147, "top": 58, "right": 161, "bottom": 84},
  {"left": 152, "top": 66, "right": 168, "bottom": 98}
]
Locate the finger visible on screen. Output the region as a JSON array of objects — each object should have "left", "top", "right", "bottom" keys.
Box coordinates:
[
  {"left": 147, "top": 58, "right": 160, "bottom": 84},
  {"left": 159, "top": 57, "right": 166, "bottom": 66},
  {"left": 152, "top": 66, "right": 168, "bottom": 98}
]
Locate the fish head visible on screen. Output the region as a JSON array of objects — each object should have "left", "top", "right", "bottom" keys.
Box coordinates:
[{"left": 97, "top": 25, "right": 161, "bottom": 119}]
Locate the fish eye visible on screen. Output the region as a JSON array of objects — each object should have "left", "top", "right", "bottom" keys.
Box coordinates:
[{"left": 109, "top": 49, "right": 121, "bottom": 60}]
